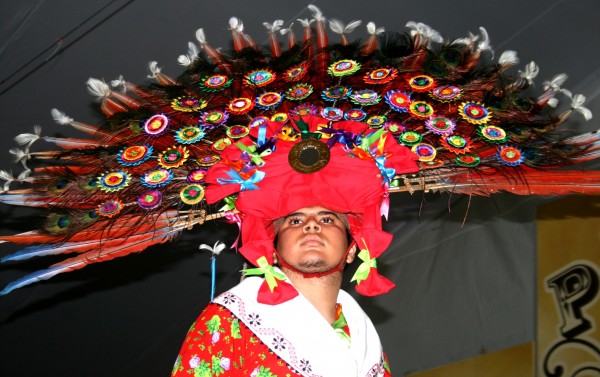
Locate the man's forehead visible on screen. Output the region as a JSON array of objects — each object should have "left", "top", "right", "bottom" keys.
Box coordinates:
[{"left": 283, "top": 206, "right": 342, "bottom": 218}]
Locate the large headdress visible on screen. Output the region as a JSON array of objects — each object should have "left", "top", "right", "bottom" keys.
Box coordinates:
[{"left": 1, "top": 5, "right": 599, "bottom": 301}]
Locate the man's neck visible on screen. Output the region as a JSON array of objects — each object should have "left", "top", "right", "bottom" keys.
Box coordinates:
[{"left": 280, "top": 267, "right": 342, "bottom": 324}]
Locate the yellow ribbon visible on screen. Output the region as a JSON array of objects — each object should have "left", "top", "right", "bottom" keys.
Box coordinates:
[
  {"left": 351, "top": 248, "right": 377, "bottom": 284},
  {"left": 242, "top": 256, "right": 286, "bottom": 292}
]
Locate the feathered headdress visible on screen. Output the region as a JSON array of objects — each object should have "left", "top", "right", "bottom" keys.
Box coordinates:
[{"left": 1, "top": 5, "right": 599, "bottom": 300}]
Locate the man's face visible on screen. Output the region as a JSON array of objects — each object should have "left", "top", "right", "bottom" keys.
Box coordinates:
[{"left": 275, "top": 206, "right": 355, "bottom": 274}]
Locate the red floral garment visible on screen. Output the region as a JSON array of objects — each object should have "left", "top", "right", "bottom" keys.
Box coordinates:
[
  {"left": 172, "top": 303, "right": 303, "bottom": 377},
  {"left": 172, "top": 303, "right": 392, "bottom": 376}
]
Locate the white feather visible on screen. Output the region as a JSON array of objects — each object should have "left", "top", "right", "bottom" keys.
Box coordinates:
[
  {"left": 178, "top": 55, "right": 192, "bottom": 66},
  {"left": 51, "top": 108, "right": 73, "bottom": 125},
  {"left": 543, "top": 73, "right": 568, "bottom": 91},
  {"left": 86, "top": 78, "right": 110, "bottom": 98},
  {"left": 110, "top": 75, "right": 126, "bottom": 91},
  {"left": 14, "top": 125, "right": 42, "bottom": 146},
  {"left": 329, "top": 19, "right": 344, "bottom": 34},
  {"left": 229, "top": 17, "right": 240, "bottom": 30},
  {"left": 147, "top": 61, "right": 161, "bottom": 79},
  {"left": 547, "top": 98, "right": 559, "bottom": 107},
  {"left": 345, "top": 20, "right": 362, "bottom": 33},
  {"left": 263, "top": 20, "right": 284, "bottom": 32},
  {"left": 476, "top": 27, "right": 491, "bottom": 52},
  {"left": 520, "top": 61, "right": 539, "bottom": 85},
  {"left": 297, "top": 18, "right": 314, "bottom": 28},
  {"left": 280, "top": 22, "right": 294, "bottom": 35},
  {"left": 17, "top": 169, "right": 31, "bottom": 181},
  {"left": 0, "top": 170, "right": 15, "bottom": 191},
  {"left": 570, "top": 93, "right": 593, "bottom": 120},
  {"left": 366, "top": 22, "right": 384, "bottom": 36},
  {"left": 308, "top": 4, "right": 323, "bottom": 20},
  {"left": 195, "top": 28, "right": 206, "bottom": 45},
  {"left": 199, "top": 241, "right": 226, "bottom": 256},
  {"left": 498, "top": 50, "right": 518, "bottom": 66}
]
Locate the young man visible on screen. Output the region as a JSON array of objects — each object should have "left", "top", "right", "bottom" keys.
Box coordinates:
[{"left": 171, "top": 206, "right": 391, "bottom": 376}]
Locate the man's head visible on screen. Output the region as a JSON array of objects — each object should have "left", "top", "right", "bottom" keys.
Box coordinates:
[{"left": 273, "top": 206, "right": 357, "bottom": 276}]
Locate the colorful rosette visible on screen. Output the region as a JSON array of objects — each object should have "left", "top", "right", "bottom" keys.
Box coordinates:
[
  {"left": 248, "top": 116, "right": 269, "bottom": 129},
  {"left": 409, "top": 101, "right": 434, "bottom": 119},
  {"left": 175, "top": 126, "right": 205, "bottom": 144},
  {"left": 270, "top": 113, "right": 289, "bottom": 123},
  {"left": 200, "top": 110, "right": 229, "bottom": 128},
  {"left": 328, "top": 59, "right": 361, "bottom": 76},
  {"left": 350, "top": 89, "right": 380, "bottom": 106},
  {"left": 228, "top": 97, "right": 255, "bottom": 114},
  {"left": 143, "top": 114, "right": 170, "bottom": 136},
  {"left": 425, "top": 117, "right": 456, "bottom": 136},
  {"left": 199, "top": 74, "right": 232, "bottom": 92},
  {"left": 226, "top": 125, "right": 250, "bottom": 139},
  {"left": 384, "top": 121, "right": 404, "bottom": 135},
  {"left": 409, "top": 75, "right": 435, "bottom": 92},
  {"left": 385, "top": 90, "right": 411, "bottom": 112},
  {"left": 171, "top": 96, "right": 207, "bottom": 112},
  {"left": 97, "top": 199, "right": 123, "bottom": 218},
  {"left": 117, "top": 145, "right": 153, "bottom": 166},
  {"left": 158, "top": 146, "right": 189, "bottom": 169},
  {"left": 411, "top": 143, "right": 437, "bottom": 162},
  {"left": 363, "top": 67, "right": 397, "bottom": 85},
  {"left": 366, "top": 115, "right": 386, "bottom": 128},
  {"left": 187, "top": 169, "right": 208, "bottom": 184},
  {"left": 256, "top": 92, "right": 284, "bottom": 110},
  {"left": 245, "top": 69, "right": 276, "bottom": 87},
  {"left": 141, "top": 168, "right": 174, "bottom": 188},
  {"left": 137, "top": 190, "right": 163, "bottom": 210},
  {"left": 320, "top": 107, "right": 344, "bottom": 121},
  {"left": 286, "top": 84, "right": 313, "bottom": 101},
  {"left": 455, "top": 154, "right": 481, "bottom": 167},
  {"left": 180, "top": 184, "right": 205, "bottom": 205},
  {"left": 98, "top": 170, "right": 131, "bottom": 192},
  {"left": 212, "top": 138, "right": 233, "bottom": 152},
  {"left": 441, "top": 135, "right": 470, "bottom": 154},
  {"left": 197, "top": 154, "right": 221, "bottom": 167},
  {"left": 399, "top": 131, "right": 422, "bottom": 146},
  {"left": 283, "top": 64, "right": 308, "bottom": 82},
  {"left": 458, "top": 102, "right": 492, "bottom": 125},
  {"left": 431, "top": 85, "right": 462, "bottom": 102},
  {"left": 497, "top": 146, "right": 524, "bottom": 166},
  {"left": 344, "top": 109, "right": 367, "bottom": 122},
  {"left": 290, "top": 103, "right": 318, "bottom": 116},
  {"left": 321, "top": 86, "right": 352, "bottom": 102},
  {"left": 478, "top": 125, "right": 508, "bottom": 144}
]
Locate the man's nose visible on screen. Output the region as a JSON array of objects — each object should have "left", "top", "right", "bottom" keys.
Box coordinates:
[{"left": 303, "top": 218, "right": 321, "bottom": 233}]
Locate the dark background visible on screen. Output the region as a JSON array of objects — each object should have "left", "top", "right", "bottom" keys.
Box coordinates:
[{"left": 1, "top": 1, "right": 599, "bottom": 376}]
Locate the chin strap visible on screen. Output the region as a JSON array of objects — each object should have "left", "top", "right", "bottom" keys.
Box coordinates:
[{"left": 274, "top": 240, "right": 357, "bottom": 278}]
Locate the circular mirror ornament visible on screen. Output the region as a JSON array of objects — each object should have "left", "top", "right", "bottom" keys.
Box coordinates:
[{"left": 288, "top": 138, "right": 331, "bottom": 174}]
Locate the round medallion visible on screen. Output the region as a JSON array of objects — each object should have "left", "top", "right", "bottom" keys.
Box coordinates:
[
  {"left": 385, "top": 121, "right": 405, "bottom": 134},
  {"left": 431, "top": 86, "right": 461, "bottom": 102},
  {"left": 212, "top": 137, "right": 233, "bottom": 152},
  {"left": 321, "top": 86, "right": 352, "bottom": 102},
  {"left": 228, "top": 97, "right": 255, "bottom": 114},
  {"left": 363, "top": 67, "right": 397, "bottom": 85},
  {"left": 350, "top": 89, "right": 380, "bottom": 106},
  {"left": 187, "top": 169, "right": 208, "bottom": 183},
  {"left": 137, "top": 189, "right": 162, "bottom": 209},
  {"left": 256, "top": 92, "right": 284, "bottom": 110},
  {"left": 171, "top": 96, "right": 207, "bottom": 112},
  {"left": 456, "top": 154, "right": 481, "bottom": 167},
  {"left": 442, "top": 135, "right": 470, "bottom": 154},
  {"left": 409, "top": 75, "right": 435, "bottom": 92},
  {"left": 175, "top": 126, "right": 205, "bottom": 144},
  {"left": 320, "top": 107, "right": 344, "bottom": 121},
  {"left": 227, "top": 125, "right": 250, "bottom": 139},
  {"left": 344, "top": 109, "right": 367, "bottom": 121},
  {"left": 117, "top": 145, "right": 153, "bottom": 166},
  {"left": 158, "top": 146, "right": 189, "bottom": 169},
  {"left": 409, "top": 101, "right": 434, "bottom": 119},
  {"left": 143, "top": 114, "right": 169, "bottom": 136},
  {"left": 498, "top": 146, "right": 523, "bottom": 166},
  {"left": 458, "top": 102, "right": 492, "bottom": 124},
  {"left": 399, "top": 131, "right": 422, "bottom": 146},
  {"left": 97, "top": 199, "right": 123, "bottom": 218},
  {"left": 286, "top": 84, "right": 314, "bottom": 101},
  {"left": 98, "top": 170, "right": 131, "bottom": 192},
  {"left": 180, "top": 184, "right": 205, "bottom": 205},
  {"left": 249, "top": 116, "right": 269, "bottom": 129},
  {"left": 366, "top": 115, "right": 387, "bottom": 127},
  {"left": 385, "top": 91, "right": 411, "bottom": 112},
  {"left": 478, "top": 125, "right": 508, "bottom": 144},
  {"left": 197, "top": 154, "right": 221, "bottom": 167},
  {"left": 328, "top": 60, "right": 361, "bottom": 76},
  {"left": 200, "top": 74, "right": 232, "bottom": 92},
  {"left": 245, "top": 69, "right": 276, "bottom": 87},
  {"left": 201, "top": 110, "right": 229, "bottom": 126},
  {"left": 283, "top": 64, "right": 308, "bottom": 82},
  {"left": 411, "top": 143, "right": 437, "bottom": 162},
  {"left": 288, "top": 139, "right": 331, "bottom": 174},
  {"left": 426, "top": 117, "right": 455, "bottom": 135},
  {"left": 290, "top": 103, "right": 318, "bottom": 116},
  {"left": 270, "top": 113, "right": 289, "bottom": 123},
  {"left": 141, "top": 168, "right": 174, "bottom": 188}
]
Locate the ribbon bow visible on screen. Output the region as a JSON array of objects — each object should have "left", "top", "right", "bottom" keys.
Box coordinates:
[
  {"left": 295, "top": 118, "right": 322, "bottom": 140},
  {"left": 375, "top": 155, "right": 396, "bottom": 184},
  {"left": 321, "top": 127, "right": 361, "bottom": 148},
  {"left": 218, "top": 195, "right": 237, "bottom": 212},
  {"left": 359, "top": 128, "right": 386, "bottom": 152},
  {"left": 242, "top": 256, "right": 287, "bottom": 292},
  {"left": 351, "top": 248, "right": 377, "bottom": 284},
  {"left": 217, "top": 169, "right": 265, "bottom": 191},
  {"left": 236, "top": 142, "right": 269, "bottom": 166}
]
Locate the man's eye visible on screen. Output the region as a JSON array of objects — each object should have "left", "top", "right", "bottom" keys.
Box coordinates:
[
  {"left": 288, "top": 218, "right": 303, "bottom": 225},
  {"left": 321, "top": 216, "right": 335, "bottom": 224}
]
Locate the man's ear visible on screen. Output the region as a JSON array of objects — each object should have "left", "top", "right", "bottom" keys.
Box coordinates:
[
  {"left": 272, "top": 251, "right": 278, "bottom": 265},
  {"left": 345, "top": 242, "right": 358, "bottom": 264}
]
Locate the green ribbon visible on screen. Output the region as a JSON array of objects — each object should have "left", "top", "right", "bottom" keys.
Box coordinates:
[
  {"left": 295, "top": 118, "right": 322, "bottom": 140},
  {"left": 219, "top": 196, "right": 237, "bottom": 212},
  {"left": 236, "top": 142, "right": 267, "bottom": 166},
  {"left": 242, "top": 256, "right": 286, "bottom": 292},
  {"left": 359, "top": 128, "right": 386, "bottom": 152},
  {"left": 351, "top": 248, "right": 377, "bottom": 283},
  {"left": 332, "top": 311, "right": 351, "bottom": 346}
]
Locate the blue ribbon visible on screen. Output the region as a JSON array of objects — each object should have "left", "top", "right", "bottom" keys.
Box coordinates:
[
  {"left": 375, "top": 156, "right": 396, "bottom": 184},
  {"left": 217, "top": 169, "right": 265, "bottom": 191},
  {"left": 257, "top": 125, "right": 267, "bottom": 147},
  {"left": 321, "top": 127, "right": 361, "bottom": 148}
]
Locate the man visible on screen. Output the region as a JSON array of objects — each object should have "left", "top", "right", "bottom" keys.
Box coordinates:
[{"left": 171, "top": 206, "right": 392, "bottom": 376}]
